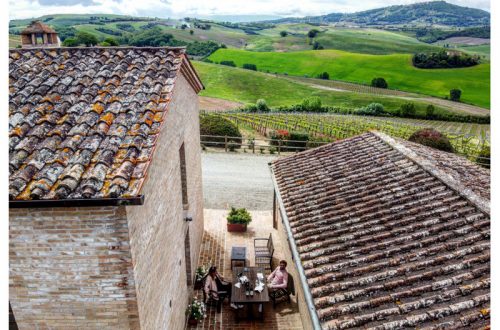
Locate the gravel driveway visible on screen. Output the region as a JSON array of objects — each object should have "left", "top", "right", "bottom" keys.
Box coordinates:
[{"left": 202, "top": 152, "right": 278, "bottom": 210}]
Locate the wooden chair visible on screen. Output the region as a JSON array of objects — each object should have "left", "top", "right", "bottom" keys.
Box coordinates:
[
  {"left": 254, "top": 233, "right": 274, "bottom": 272},
  {"left": 269, "top": 273, "right": 295, "bottom": 307},
  {"left": 201, "top": 275, "right": 229, "bottom": 313}
]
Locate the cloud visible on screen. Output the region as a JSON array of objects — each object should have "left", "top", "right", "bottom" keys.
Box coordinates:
[
  {"left": 9, "top": 0, "right": 490, "bottom": 20},
  {"left": 38, "top": 0, "right": 98, "bottom": 6}
]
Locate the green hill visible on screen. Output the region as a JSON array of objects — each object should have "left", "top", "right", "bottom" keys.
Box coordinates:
[
  {"left": 193, "top": 61, "right": 475, "bottom": 118},
  {"left": 208, "top": 48, "right": 490, "bottom": 108},
  {"left": 269, "top": 1, "right": 490, "bottom": 27}
]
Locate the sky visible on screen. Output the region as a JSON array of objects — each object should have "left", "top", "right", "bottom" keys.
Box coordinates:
[{"left": 9, "top": 0, "right": 490, "bottom": 20}]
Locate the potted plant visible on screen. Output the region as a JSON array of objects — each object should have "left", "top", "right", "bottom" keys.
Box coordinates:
[
  {"left": 227, "top": 207, "right": 252, "bottom": 232},
  {"left": 194, "top": 265, "right": 207, "bottom": 290},
  {"left": 185, "top": 299, "right": 206, "bottom": 326}
]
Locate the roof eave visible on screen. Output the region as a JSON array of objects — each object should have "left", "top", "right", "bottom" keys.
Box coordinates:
[
  {"left": 269, "top": 164, "right": 323, "bottom": 330},
  {"left": 9, "top": 195, "right": 145, "bottom": 209},
  {"left": 180, "top": 54, "right": 205, "bottom": 93}
]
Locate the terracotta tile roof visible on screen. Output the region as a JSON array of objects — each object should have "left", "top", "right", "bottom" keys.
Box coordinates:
[
  {"left": 9, "top": 47, "right": 201, "bottom": 201},
  {"left": 21, "top": 21, "right": 57, "bottom": 34},
  {"left": 271, "top": 132, "right": 490, "bottom": 330}
]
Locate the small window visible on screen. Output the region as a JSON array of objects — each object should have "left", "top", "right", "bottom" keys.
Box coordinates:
[{"left": 179, "top": 143, "right": 188, "bottom": 209}]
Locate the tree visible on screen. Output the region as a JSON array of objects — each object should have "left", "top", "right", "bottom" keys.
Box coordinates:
[
  {"left": 426, "top": 104, "right": 435, "bottom": 118},
  {"left": 301, "top": 97, "right": 322, "bottom": 112},
  {"left": 190, "top": 30, "right": 194, "bottom": 35},
  {"left": 371, "top": 77, "right": 388, "bottom": 88},
  {"left": 450, "top": 89, "right": 462, "bottom": 101},
  {"left": 219, "top": 60, "right": 236, "bottom": 67},
  {"left": 256, "top": 99, "right": 269, "bottom": 112},
  {"left": 75, "top": 31, "right": 98, "bottom": 47},
  {"left": 307, "top": 29, "right": 319, "bottom": 38},
  {"left": 181, "top": 24, "right": 188, "bottom": 30},
  {"left": 242, "top": 63, "right": 257, "bottom": 71},
  {"left": 102, "top": 37, "right": 119, "bottom": 46},
  {"left": 316, "top": 72, "right": 329, "bottom": 80},
  {"left": 408, "top": 128, "right": 454, "bottom": 153},
  {"left": 280, "top": 31, "right": 288, "bottom": 37},
  {"left": 400, "top": 102, "right": 416, "bottom": 117},
  {"left": 62, "top": 37, "right": 79, "bottom": 47},
  {"left": 312, "top": 41, "right": 323, "bottom": 50}
]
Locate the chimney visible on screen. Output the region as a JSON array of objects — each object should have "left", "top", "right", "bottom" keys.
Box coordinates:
[{"left": 20, "top": 20, "right": 60, "bottom": 48}]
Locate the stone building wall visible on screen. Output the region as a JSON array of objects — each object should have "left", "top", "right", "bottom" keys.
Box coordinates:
[
  {"left": 125, "top": 73, "right": 204, "bottom": 330},
  {"left": 275, "top": 196, "right": 315, "bottom": 330},
  {"left": 9, "top": 206, "right": 140, "bottom": 329}
]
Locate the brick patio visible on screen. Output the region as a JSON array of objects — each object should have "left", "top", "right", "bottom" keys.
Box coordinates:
[{"left": 187, "top": 209, "right": 304, "bottom": 330}]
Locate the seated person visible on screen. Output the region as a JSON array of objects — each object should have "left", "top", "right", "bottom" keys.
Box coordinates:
[
  {"left": 267, "top": 260, "right": 288, "bottom": 291},
  {"left": 204, "top": 266, "right": 240, "bottom": 311}
]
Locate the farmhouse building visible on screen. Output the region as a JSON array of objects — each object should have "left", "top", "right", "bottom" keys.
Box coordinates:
[
  {"left": 270, "top": 131, "right": 490, "bottom": 329},
  {"left": 20, "top": 20, "right": 61, "bottom": 48},
  {"left": 9, "top": 47, "right": 204, "bottom": 329}
]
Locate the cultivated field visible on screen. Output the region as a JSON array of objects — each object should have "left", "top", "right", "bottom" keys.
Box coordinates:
[
  {"left": 204, "top": 112, "right": 490, "bottom": 161},
  {"left": 208, "top": 48, "right": 491, "bottom": 108}
]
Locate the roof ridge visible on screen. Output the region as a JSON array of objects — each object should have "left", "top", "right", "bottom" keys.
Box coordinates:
[
  {"left": 372, "top": 131, "right": 490, "bottom": 215},
  {"left": 9, "top": 46, "right": 188, "bottom": 53}
]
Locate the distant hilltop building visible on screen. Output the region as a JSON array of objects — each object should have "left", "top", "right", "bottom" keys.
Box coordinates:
[{"left": 21, "top": 20, "right": 60, "bottom": 48}]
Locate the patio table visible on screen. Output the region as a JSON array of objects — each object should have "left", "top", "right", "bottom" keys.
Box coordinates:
[{"left": 231, "top": 266, "right": 269, "bottom": 321}]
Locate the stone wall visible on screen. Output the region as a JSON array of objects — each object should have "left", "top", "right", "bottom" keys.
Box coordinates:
[
  {"left": 125, "top": 73, "right": 204, "bottom": 330},
  {"left": 9, "top": 206, "right": 140, "bottom": 329},
  {"left": 274, "top": 195, "right": 315, "bottom": 330}
]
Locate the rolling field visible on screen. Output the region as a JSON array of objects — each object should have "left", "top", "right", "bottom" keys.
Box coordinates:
[
  {"left": 208, "top": 49, "right": 490, "bottom": 108},
  {"left": 252, "top": 25, "right": 443, "bottom": 54},
  {"left": 193, "top": 61, "right": 463, "bottom": 116}
]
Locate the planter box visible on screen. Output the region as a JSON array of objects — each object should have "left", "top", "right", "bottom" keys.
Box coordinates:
[
  {"left": 188, "top": 318, "right": 198, "bottom": 326},
  {"left": 227, "top": 223, "right": 247, "bottom": 232}
]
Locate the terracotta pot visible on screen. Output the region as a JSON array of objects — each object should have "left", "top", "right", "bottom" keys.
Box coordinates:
[
  {"left": 227, "top": 223, "right": 247, "bottom": 232},
  {"left": 188, "top": 318, "right": 198, "bottom": 326}
]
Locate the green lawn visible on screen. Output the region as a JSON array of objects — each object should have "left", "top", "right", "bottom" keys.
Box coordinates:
[
  {"left": 193, "top": 61, "right": 462, "bottom": 117},
  {"left": 208, "top": 49, "right": 490, "bottom": 108}
]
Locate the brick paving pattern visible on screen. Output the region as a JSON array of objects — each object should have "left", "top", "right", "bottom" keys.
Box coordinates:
[{"left": 187, "top": 209, "right": 304, "bottom": 330}]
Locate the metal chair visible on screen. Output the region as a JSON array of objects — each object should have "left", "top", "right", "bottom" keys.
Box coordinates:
[
  {"left": 269, "top": 273, "right": 295, "bottom": 307},
  {"left": 254, "top": 233, "right": 274, "bottom": 272},
  {"left": 201, "top": 275, "right": 228, "bottom": 313}
]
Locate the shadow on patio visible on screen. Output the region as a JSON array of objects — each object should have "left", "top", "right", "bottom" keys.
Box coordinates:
[{"left": 187, "top": 209, "right": 304, "bottom": 330}]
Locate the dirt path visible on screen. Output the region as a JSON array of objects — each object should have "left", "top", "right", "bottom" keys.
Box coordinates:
[
  {"left": 199, "top": 96, "right": 243, "bottom": 112},
  {"left": 284, "top": 76, "right": 490, "bottom": 116}
]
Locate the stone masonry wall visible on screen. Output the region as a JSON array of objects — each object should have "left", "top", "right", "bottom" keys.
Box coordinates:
[
  {"left": 9, "top": 206, "right": 140, "bottom": 329},
  {"left": 125, "top": 73, "right": 204, "bottom": 330},
  {"left": 275, "top": 198, "right": 315, "bottom": 330}
]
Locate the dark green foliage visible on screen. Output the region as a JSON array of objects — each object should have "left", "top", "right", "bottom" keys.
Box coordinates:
[
  {"left": 181, "top": 24, "right": 188, "bottom": 30},
  {"left": 56, "top": 26, "right": 77, "bottom": 41},
  {"left": 102, "top": 37, "right": 119, "bottom": 46},
  {"left": 400, "top": 103, "right": 416, "bottom": 117},
  {"left": 194, "top": 22, "right": 211, "bottom": 30},
  {"left": 95, "top": 27, "right": 122, "bottom": 36},
  {"left": 408, "top": 128, "right": 454, "bottom": 153},
  {"left": 414, "top": 26, "right": 490, "bottom": 43},
  {"left": 307, "top": 29, "right": 319, "bottom": 38},
  {"left": 371, "top": 77, "right": 388, "bottom": 88},
  {"left": 357, "top": 103, "right": 385, "bottom": 116},
  {"left": 476, "top": 146, "right": 490, "bottom": 168},
  {"left": 413, "top": 50, "right": 479, "bottom": 69},
  {"left": 256, "top": 99, "right": 269, "bottom": 112},
  {"left": 199, "top": 115, "right": 242, "bottom": 148},
  {"left": 242, "top": 63, "right": 257, "bottom": 71},
  {"left": 426, "top": 104, "right": 435, "bottom": 118},
  {"left": 312, "top": 41, "right": 324, "bottom": 50},
  {"left": 140, "top": 22, "right": 160, "bottom": 30},
  {"left": 190, "top": 30, "right": 194, "bottom": 35},
  {"left": 129, "top": 27, "right": 178, "bottom": 46},
  {"left": 62, "top": 37, "right": 79, "bottom": 47},
  {"left": 301, "top": 97, "right": 322, "bottom": 112},
  {"left": 316, "top": 72, "right": 329, "bottom": 80},
  {"left": 186, "top": 41, "right": 220, "bottom": 56},
  {"left": 450, "top": 89, "right": 462, "bottom": 101},
  {"left": 280, "top": 31, "right": 288, "bottom": 37},
  {"left": 269, "top": 129, "right": 309, "bottom": 151},
  {"left": 75, "top": 31, "right": 98, "bottom": 46},
  {"left": 288, "top": 131, "right": 309, "bottom": 150},
  {"left": 116, "top": 23, "right": 135, "bottom": 32},
  {"left": 227, "top": 207, "right": 252, "bottom": 224},
  {"left": 220, "top": 60, "right": 236, "bottom": 67}
]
